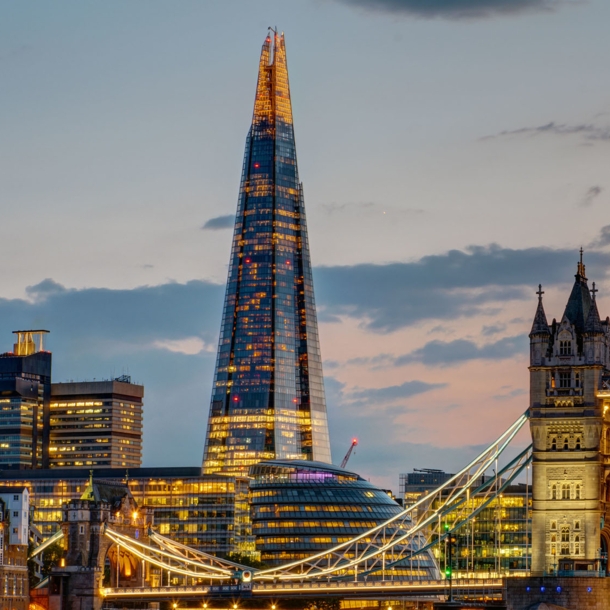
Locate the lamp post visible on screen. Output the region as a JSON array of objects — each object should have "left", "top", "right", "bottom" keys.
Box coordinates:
[{"left": 444, "top": 523, "right": 455, "bottom": 603}]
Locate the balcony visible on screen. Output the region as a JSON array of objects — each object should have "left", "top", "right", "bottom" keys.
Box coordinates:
[{"left": 546, "top": 388, "right": 583, "bottom": 397}]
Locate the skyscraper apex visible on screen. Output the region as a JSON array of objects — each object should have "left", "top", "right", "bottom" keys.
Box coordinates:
[{"left": 203, "top": 32, "right": 331, "bottom": 475}]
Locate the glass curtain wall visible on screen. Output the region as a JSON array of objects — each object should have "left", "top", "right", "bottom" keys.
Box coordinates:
[{"left": 203, "top": 31, "right": 331, "bottom": 475}]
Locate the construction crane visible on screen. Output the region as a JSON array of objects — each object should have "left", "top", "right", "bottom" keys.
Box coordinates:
[{"left": 340, "top": 438, "right": 358, "bottom": 469}]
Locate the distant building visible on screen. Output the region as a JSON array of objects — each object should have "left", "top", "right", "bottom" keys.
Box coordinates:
[
  {"left": 0, "top": 487, "right": 30, "bottom": 610},
  {"left": 0, "top": 468, "right": 252, "bottom": 557},
  {"left": 0, "top": 331, "right": 52, "bottom": 469},
  {"left": 49, "top": 376, "right": 144, "bottom": 469},
  {"left": 399, "top": 469, "right": 454, "bottom": 506}
]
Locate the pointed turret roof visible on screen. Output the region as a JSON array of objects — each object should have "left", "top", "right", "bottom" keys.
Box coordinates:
[
  {"left": 562, "top": 249, "right": 591, "bottom": 332},
  {"left": 530, "top": 284, "right": 550, "bottom": 336},
  {"left": 584, "top": 282, "right": 603, "bottom": 334}
]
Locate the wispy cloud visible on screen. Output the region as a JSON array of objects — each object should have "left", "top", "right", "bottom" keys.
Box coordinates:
[
  {"left": 152, "top": 337, "right": 214, "bottom": 355},
  {"left": 481, "top": 121, "right": 610, "bottom": 142},
  {"left": 201, "top": 214, "right": 235, "bottom": 231},
  {"left": 580, "top": 186, "right": 603, "bottom": 208},
  {"left": 334, "top": 0, "right": 561, "bottom": 19},
  {"left": 349, "top": 380, "right": 446, "bottom": 403},
  {"left": 590, "top": 225, "right": 610, "bottom": 248},
  {"left": 395, "top": 335, "right": 526, "bottom": 367}
]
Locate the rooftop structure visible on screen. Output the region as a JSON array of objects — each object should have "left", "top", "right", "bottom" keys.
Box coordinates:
[{"left": 203, "top": 31, "right": 331, "bottom": 475}]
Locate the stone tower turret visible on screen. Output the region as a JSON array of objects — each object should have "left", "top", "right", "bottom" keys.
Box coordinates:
[{"left": 529, "top": 252, "right": 610, "bottom": 575}]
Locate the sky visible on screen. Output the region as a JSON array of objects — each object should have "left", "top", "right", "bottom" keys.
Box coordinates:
[{"left": 1, "top": 0, "right": 609, "bottom": 489}]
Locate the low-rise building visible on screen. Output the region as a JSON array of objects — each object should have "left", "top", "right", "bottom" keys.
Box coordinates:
[
  {"left": 0, "top": 487, "right": 29, "bottom": 610},
  {"left": 0, "top": 468, "right": 252, "bottom": 557}
]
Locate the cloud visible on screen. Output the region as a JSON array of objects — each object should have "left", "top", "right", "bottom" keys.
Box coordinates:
[
  {"left": 580, "top": 186, "right": 603, "bottom": 208},
  {"left": 481, "top": 121, "right": 610, "bottom": 142},
  {"left": 590, "top": 225, "right": 610, "bottom": 248},
  {"left": 314, "top": 245, "right": 610, "bottom": 332},
  {"left": 493, "top": 388, "right": 527, "bottom": 401},
  {"left": 152, "top": 337, "right": 214, "bottom": 355},
  {"left": 394, "top": 335, "right": 526, "bottom": 367},
  {"left": 201, "top": 214, "right": 235, "bottom": 231},
  {"left": 482, "top": 323, "right": 507, "bottom": 336},
  {"left": 334, "top": 0, "right": 560, "bottom": 19},
  {"left": 349, "top": 380, "right": 446, "bottom": 403}
]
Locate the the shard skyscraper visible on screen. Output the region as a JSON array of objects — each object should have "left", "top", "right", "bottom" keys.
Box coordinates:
[{"left": 202, "top": 31, "right": 331, "bottom": 475}]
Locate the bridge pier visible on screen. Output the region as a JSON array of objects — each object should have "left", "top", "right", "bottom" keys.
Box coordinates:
[{"left": 40, "top": 477, "right": 151, "bottom": 610}]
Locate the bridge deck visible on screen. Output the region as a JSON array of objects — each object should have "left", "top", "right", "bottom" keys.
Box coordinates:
[{"left": 102, "top": 578, "right": 504, "bottom": 600}]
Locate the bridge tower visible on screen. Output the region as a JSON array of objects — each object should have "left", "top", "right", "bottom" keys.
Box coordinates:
[
  {"left": 529, "top": 253, "right": 610, "bottom": 575},
  {"left": 47, "top": 475, "right": 151, "bottom": 610}
]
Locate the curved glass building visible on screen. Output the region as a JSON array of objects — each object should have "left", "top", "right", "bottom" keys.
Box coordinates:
[{"left": 249, "top": 460, "right": 439, "bottom": 579}]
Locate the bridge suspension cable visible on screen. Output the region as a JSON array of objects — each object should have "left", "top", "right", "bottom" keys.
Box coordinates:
[
  {"left": 103, "top": 526, "right": 252, "bottom": 580},
  {"left": 252, "top": 412, "right": 530, "bottom": 582}
]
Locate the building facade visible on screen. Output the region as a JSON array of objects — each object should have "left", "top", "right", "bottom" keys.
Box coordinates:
[
  {"left": 0, "top": 487, "right": 29, "bottom": 610},
  {"left": 0, "top": 468, "right": 252, "bottom": 557},
  {"left": 49, "top": 377, "right": 144, "bottom": 469},
  {"left": 249, "top": 459, "right": 438, "bottom": 579},
  {"left": 203, "top": 30, "right": 331, "bottom": 475},
  {"left": 399, "top": 469, "right": 454, "bottom": 507},
  {"left": 529, "top": 254, "right": 610, "bottom": 574},
  {"left": 0, "top": 331, "right": 52, "bottom": 469}
]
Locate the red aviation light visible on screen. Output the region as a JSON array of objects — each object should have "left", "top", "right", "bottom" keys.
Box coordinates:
[
  {"left": 233, "top": 396, "right": 239, "bottom": 402},
  {"left": 245, "top": 258, "right": 252, "bottom": 264},
  {"left": 254, "top": 162, "right": 260, "bottom": 169},
  {"left": 285, "top": 260, "right": 290, "bottom": 265}
]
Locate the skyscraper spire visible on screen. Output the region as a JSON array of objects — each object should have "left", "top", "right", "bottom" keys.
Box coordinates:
[{"left": 203, "top": 32, "right": 331, "bottom": 475}]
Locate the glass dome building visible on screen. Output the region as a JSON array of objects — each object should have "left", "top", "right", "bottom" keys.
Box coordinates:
[{"left": 249, "top": 459, "right": 439, "bottom": 579}]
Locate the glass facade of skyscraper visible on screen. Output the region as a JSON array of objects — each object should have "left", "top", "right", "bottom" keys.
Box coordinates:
[
  {"left": 0, "top": 332, "right": 52, "bottom": 469},
  {"left": 203, "top": 31, "right": 331, "bottom": 475}
]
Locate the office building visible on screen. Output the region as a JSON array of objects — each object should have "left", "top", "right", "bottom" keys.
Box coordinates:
[
  {"left": 0, "top": 487, "right": 30, "bottom": 610},
  {"left": 49, "top": 376, "right": 144, "bottom": 469},
  {"left": 249, "top": 459, "right": 438, "bottom": 579},
  {"left": 399, "top": 468, "right": 454, "bottom": 507},
  {"left": 0, "top": 468, "right": 252, "bottom": 557},
  {"left": 0, "top": 331, "right": 52, "bottom": 469},
  {"left": 436, "top": 483, "right": 532, "bottom": 576},
  {"left": 203, "top": 30, "right": 331, "bottom": 475}
]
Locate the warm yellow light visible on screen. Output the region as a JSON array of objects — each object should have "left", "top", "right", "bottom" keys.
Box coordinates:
[{"left": 132, "top": 511, "right": 138, "bottom": 519}]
